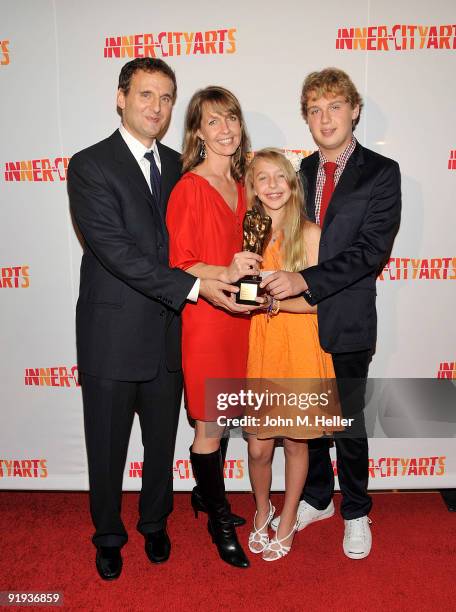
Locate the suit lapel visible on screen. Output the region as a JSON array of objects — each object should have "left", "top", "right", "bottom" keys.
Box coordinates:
[
  {"left": 157, "top": 142, "right": 181, "bottom": 245},
  {"left": 157, "top": 142, "right": 176, "bottom": 211},
  {"left": 111, "top": 130, "right": 167, "bottom": 234},
  {"left": 111, "top": 131, "right": 155, "bottom": 204},
  {"left": 300, "top": 153, "right": 319, "bottom": 223}
]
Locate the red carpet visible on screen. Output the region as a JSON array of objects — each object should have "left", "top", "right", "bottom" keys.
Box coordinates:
[{"left": 0, "top": 491, "right": 454, "bottom": 611}]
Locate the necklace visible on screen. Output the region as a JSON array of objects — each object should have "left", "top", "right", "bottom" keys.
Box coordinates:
[{"left": 270, "top": 230, "right": 281, "bottom": 243}]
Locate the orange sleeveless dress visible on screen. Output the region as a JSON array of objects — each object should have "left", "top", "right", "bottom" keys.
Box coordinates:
[{"left": 245, "top": 237, "right": 340, "bottom": 439}]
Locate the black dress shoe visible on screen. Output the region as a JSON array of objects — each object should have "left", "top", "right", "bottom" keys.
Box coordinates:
[
  {"left": 145, "top": 529, "right": 171, "bottom": 564},
  {"left": 95, "top": 546, "right": 122, "bottom": 581}
]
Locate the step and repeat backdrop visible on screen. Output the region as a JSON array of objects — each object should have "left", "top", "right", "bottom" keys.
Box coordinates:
[{"left": 1, "top": 0, "right": 455, "bottom": 490}]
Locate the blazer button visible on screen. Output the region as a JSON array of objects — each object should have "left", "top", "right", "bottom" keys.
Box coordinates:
[{"left": 157, "top": 244, "right": 163, "bottom": 249}]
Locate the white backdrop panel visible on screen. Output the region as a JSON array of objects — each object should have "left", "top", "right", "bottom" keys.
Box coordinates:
[{"left": 1, "top": 0, "right": 454, "bottom": 490}]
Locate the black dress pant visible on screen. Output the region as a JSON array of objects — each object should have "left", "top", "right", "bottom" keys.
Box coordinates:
[
  {"left": 80, "top": 364, "right": 182, "bottom": 547},
  {"left": 301, "top": 349, "right": 373, "bottom": 520}
]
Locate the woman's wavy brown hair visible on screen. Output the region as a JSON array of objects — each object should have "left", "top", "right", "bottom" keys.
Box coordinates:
[
  {"left": 245, "top": 148, "right": 309, "bottom": 272},
  {"left": 181, "top": 86, "right": 250, "bottom": 181}
]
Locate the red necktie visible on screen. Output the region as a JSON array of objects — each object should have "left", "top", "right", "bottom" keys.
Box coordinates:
[{"left": 319, "top": 161, "right": 338, "bottom": 227}]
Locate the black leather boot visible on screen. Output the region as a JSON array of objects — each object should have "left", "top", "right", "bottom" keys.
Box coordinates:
[
  {"left": 191, "top": 437, "right": 246, "bottom": 526},
  {"left": 190, "top": 446, "right": 249, "bottom": 568}
]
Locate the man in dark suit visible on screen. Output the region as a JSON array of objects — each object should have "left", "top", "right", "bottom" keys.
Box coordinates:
[
  {"left": 263, "top": 68, "right": 401, "bottom": 559},
  {"left": 68, "top": 58, "right": 246, "bottom": 580}
]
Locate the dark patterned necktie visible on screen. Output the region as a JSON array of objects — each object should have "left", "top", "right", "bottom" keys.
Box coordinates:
[{"left": 144, "top": 150, "right": 162, "bottom": 205}]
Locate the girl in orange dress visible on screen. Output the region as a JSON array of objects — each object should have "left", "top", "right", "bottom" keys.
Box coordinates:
[
  {"left": 244, "top": 149, "right": 337, "bottom": 562},
  {"left": 167, "top": 87, "right": 262, "bottom": 569}
]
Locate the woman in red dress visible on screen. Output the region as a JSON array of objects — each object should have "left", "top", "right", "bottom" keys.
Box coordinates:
[{"left": 167, "top": 87, "right": 261, "bottom": 568}]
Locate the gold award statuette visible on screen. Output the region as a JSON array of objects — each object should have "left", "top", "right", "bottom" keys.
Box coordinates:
[{"left": 236, "top": 205, "right": 272, "bottom": 305}]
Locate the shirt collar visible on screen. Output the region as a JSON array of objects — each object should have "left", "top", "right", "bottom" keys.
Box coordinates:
[
  {"left": 119, "top": 123, "right": 159, "bottom": 163},
  {"left": 318, "top": 136, "right": 357, "bottom": 167}
]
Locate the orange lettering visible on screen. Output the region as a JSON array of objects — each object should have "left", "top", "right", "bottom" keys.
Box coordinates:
[
  {"left": 20, "top": 160, "right": 33, "bottom": 181},
  {"left": 227, "top": 28, "right": 236, "bottom": 54},
  {"left": 183, "top": 31, "right": 194, "bottom": 54},
  {"left": 1, "top": 40, "right": 9, "bottom": 65},
  {"left": 21, "top": 265, "right": 30, "bottom": 288},
  {"left": 39, "top": 368, "right": 51, "bottom": 386}
]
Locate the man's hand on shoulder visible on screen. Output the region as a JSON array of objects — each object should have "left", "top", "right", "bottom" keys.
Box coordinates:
[
  {"left": 199, "top": 278, "right": 258, "bottom": 314},
  {"left": 260, "top": 271, "right": 307, "bottom": 300}
]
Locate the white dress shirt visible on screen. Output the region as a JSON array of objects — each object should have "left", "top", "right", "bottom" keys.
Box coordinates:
[{"left": 118, "top": 123, "right": 199, "bottom": 301}]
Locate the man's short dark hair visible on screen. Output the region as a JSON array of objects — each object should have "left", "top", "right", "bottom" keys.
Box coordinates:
[{"left": 118, "top": 58, "right": 177, "bottom": 99}]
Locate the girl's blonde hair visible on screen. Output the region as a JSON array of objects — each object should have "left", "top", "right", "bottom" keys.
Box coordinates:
[
  {"left": 181, "top": 86, "right": 250, "bottom": 181},
  {"left": 245, "top": 148, "right": 309, "bottom": 272}
]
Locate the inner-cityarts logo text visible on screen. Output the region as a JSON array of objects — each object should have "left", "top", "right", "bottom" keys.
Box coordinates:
[
  {"left": 24, "top": 366, "right": 79, "bottom": 387},
  {"left": 332, "top": 456, "right": 445, "bottom": 477},
  {"left": 437, "top": 362, "right": 456, "bottom": 379},
  {"left": 129, "top": 459, "right": 245, "bottom": 480},
  {"left": 368, "top": 456, "right": 445, "bottom": 477},
  {"left": 104, "top": 28, "right": 236, "bottom": 58},
  {"left": 0, "top": 266, "right": 29, "bottom": 288},
  {"left": 449, "top": 150, "right": 456, "bottom": 170},
  {"left": 1, "top": 39, "right": 9, "bottom": 65},
  {"left": 4, "top": 157, "right": 71, "bottom": 182},
  {"left": 0, "top": 459, "right": 48, "bottom": 478},
  {"left": 378, "top": 257, "right": 456, "bottom": 280},
  {"left": 336, "top": 24, "right": 456, "bottom": 51}
]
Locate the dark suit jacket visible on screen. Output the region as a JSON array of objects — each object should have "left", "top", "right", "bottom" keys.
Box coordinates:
[
  {"left": 68, "top": 129, "right": 195, "bottom": 381},
  {"left": 299, "top": 142, "right": 401, "bottom": 354}
]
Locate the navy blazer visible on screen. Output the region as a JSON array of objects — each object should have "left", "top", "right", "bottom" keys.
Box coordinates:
[
  {"left": 68, "top": 130, "right": 195, "bottom": 380},
  {"left": 299, "top": 142, "right": 401, "bottom": 353}
]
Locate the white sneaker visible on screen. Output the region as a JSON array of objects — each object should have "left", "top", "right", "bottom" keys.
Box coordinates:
[
  {"left": 270, "top": 499, "right": 335, "bottom": 532},
  {"left": 343, "top": 516, "right": 372, "bottom": 559}
]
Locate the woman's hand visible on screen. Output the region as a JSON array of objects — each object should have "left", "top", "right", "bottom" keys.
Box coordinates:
[{"left": 222, "top": 251, "right": 263, "bottom": 283}]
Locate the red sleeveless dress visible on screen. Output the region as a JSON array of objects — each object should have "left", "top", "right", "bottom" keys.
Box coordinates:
[{"left": 167, "top": 172, "right": 250, "bottom": 421}]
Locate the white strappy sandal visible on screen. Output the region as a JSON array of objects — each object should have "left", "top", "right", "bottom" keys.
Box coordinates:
[
  {"left": 248, "top": 501, "right": 275, "bottom": 554},
  {"left": 262, "top": 519, "right": 298, "bottom": 561}
]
